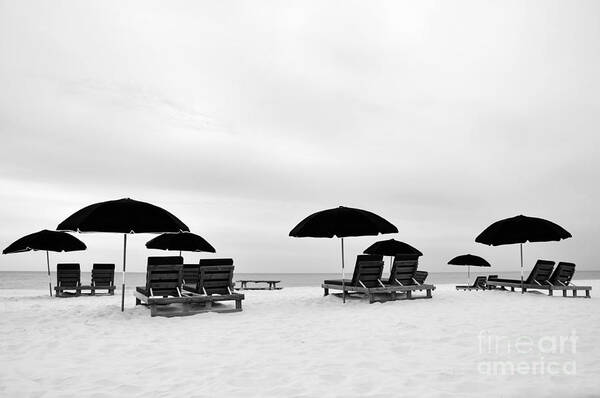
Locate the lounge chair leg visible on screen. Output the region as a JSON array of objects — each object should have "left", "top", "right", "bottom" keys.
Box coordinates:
[
  {"left": 548, "top": 289, "right": 553, "bottom": 296},
  {"left": 406, "top": 291, "right": 412, "bottom": 300},
  {"left": 135, "top": 298, "right": 141, "bottom": 306},
  {"left": 563, "top": 290, "right": 567, "bottom": 297},
  {"left": 573, "top": 290, "right": 577, "bottom": 297},
  {"left": 426, "top": 289, "right": 432, "bottom": 298},
  {"left": 368, "top": 293, "right": 374, "bottom": 304},
  {"left": 236, "top": 299, "right": 242, "bottom": 310},
  {"left": 522, "top": 287, "right": 527, "bottom": 293},
  {"left": 323, "top": 287, "right": 329, "bottom": 296},
  {"left": 586, "top": 290, "right": 590, "bottom": 298},
  {"left": 511, "top": 287, "right": 514, "bottom": 292}
]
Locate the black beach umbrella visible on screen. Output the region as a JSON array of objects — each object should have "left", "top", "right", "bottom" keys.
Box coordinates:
[
  {"left": 146, "top": 232, "right": 216, "bottom": 257},
  {"left": 57, "top": 198, "right": 189, "bottom": 311},
  {"left": 289, "top": 206, "right": 398, "bottom": 303},
  {"left": 448, "top": 254, "right": 491, "bottom": 285},
  {"left": 2, "top": 229, "right": 87, "bottom": 296},
  {"left": 475, "top": 215, "right": 571, "bottom": 293},
  {"left": 364, "top": 238, "right": 422, "bottom": 271}
]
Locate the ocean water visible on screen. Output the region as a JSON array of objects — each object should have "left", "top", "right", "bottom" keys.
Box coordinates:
[{"left": 1, "top": 270, "right": 599, "bottom": 290}]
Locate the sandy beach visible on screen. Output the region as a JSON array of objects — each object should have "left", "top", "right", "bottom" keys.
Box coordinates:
[{"left": 1, "top": 282, "right": 599, "bottom": 398}]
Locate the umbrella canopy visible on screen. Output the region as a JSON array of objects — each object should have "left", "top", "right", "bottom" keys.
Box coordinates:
[
  {"left": 57, "top": 198, "right": 188, "bottom": 233},
  {"left": 289, "top": 206, "right": 398, "bottom": 238},
  {"left": 289, "top": 206, "right": 398, "bottom": 303},
  {"left": 2, "top": 229, "right": 87, "bottom": 296},
  {"left": 448, "top": 254, "right": 491, "bottom": 286},
  {"left": 364, "top": 239, "right": 422, "bottom": 257},
  {"left": 3, "top": 229, "right": 87, "bottom": 254},
  {"left": 475, "top": 214, "right": 571, "bottom": 294},
  {"left": 475, "top": 215, "right": 571, "bottom": 246},
  {"left": 448, "top": 254, "right": 491, "bottom": 267},
  {"left": 57, "top": 198, "right": 189, "bottom": 311},
  {"left": 146, "top": 232, "right": 216, "bottom": 253}
]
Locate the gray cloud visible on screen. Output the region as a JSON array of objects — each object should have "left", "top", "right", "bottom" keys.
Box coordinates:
[{"left": 1, "top": 0, "right": 599, "bottom": 273}]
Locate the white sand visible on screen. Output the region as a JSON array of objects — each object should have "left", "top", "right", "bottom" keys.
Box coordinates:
[{"left": 1, "top": 283, "right": 599, "bottom": 398}]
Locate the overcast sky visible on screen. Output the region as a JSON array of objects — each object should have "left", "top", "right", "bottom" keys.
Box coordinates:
[{"left": 1, "top": 0, "right": 599, "bottom": 273}]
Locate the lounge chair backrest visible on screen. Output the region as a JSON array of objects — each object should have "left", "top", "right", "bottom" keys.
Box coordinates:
[
  {"left": 549, "top": 262, "right": 576, "bottom": 286},
  {"left": 145, "top": 256, "right": 183, "bottom": 297},
  {"left": 57, "top": 263, "right": 80, "bottom": 287},
  {"left": 198, "top": 265, "right": 235, "bottom": 295},
  {"left": 525, "top": 260, "right": 555, "bottom": 284},
  {"left": 413, "top": 270, "right": 428, "bottom": 285},
  {"left": 350, "top": 254, "right": 383, "bottom": 287},
  {"left": 474, "top": 276, "right": 487, "bottom": 288},
  {"left": 91, "top": 263, "right": 115, "bottom": 286},
  {"left": 197, "top": 258, "right": 235, "bottom": 294},
  {"left": 183, "top": 264, "right": 200, "bottom": 285},
  {"left": 389, "top": 256, "right": 418, "bottom": 284}
]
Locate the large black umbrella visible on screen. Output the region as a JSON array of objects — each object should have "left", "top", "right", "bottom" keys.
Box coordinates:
[
  {"left": 289, "top": 206, "right": 398, "bottom": 303},
  {"left": 146, "top": 232, "right": 216, "bottom": 257},
  {"left": 2, "top": 229, "right": 87, "bottom": 296},
  {"left": 57, "top": 198, "right": 189, "bottom": 311},
  {"left": 448, "top": 254, "right": 491, "bottom": 285},
  {"left": 475, "top": 214, "right": 571, "bottom": 293},
  {"left": 364, "top": 238, "right": 422, "bottom": 271}
]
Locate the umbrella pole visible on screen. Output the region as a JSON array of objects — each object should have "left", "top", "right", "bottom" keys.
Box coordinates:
[
  {"left": 341, "top": 237, "right": 346, "bottom": 304},
  {"left": 520, "top": 243, "right": 524, "bottom": 294},
  {"left": 46, "top": 250, "right": 52, "bottom": 297},
  {"left": 121, "top": 234, "right": 127, "bottom": 311}
]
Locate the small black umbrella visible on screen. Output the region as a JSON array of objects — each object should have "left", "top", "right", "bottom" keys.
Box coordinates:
[
  {"left": 57, "top": 198, "right": 189, "bottom": 311},
  {"left": 2, "top": 229, "right": 87, "bottom": 296},
  {"left": 448, "top": 254, "right": 491, "bottom": 285},
  {"left": 289, "top": 206, "right": 398, "bottom": 303},
  {"left": 364, "top": 238, "right": 422, "bottom": 271},
  {"left": 475, "top": 214, "right": 571, "bottom": 293},
  {"left": 146, "top": 232, "right": 216, "bottom": 258}
]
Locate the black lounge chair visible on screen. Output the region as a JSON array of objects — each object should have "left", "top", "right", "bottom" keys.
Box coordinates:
[
  {"left": 387, "top": 255, "right": 418, "bottom": 285},
  {"left": 55, "top": 263, "right": 81, "bottom": 297},
  {"left": 456, "top": 276, "right": 487, "bottom": 291},
  {"left": 322, "top": 255, "right": 434, "bottom": 303},
  {"left": 324, "top": 254, "right": 384, "bottom": 288},
  {"left": 384, "top": 256, "right": 435, "bottom": 298},
  {"left": 545, "top": 262, "right": 591, "bottom": 298},
  {"left": 182, "top": 258, "right": 244, "bottom": 310},
  {"left": 182, "top": 259, "right": 235, "bottom": 293},
  {"left": 90, "top": 263, "right": 115, "bottom": 295},
  {"left": 135, "top": 256, "right": 184, "bottom": 299},
  {"left": 487, "top": 260, "right": 555, "bottom": 292},
  {"left": 548, "top": 262, "right": 575, "bottom": 286}
]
